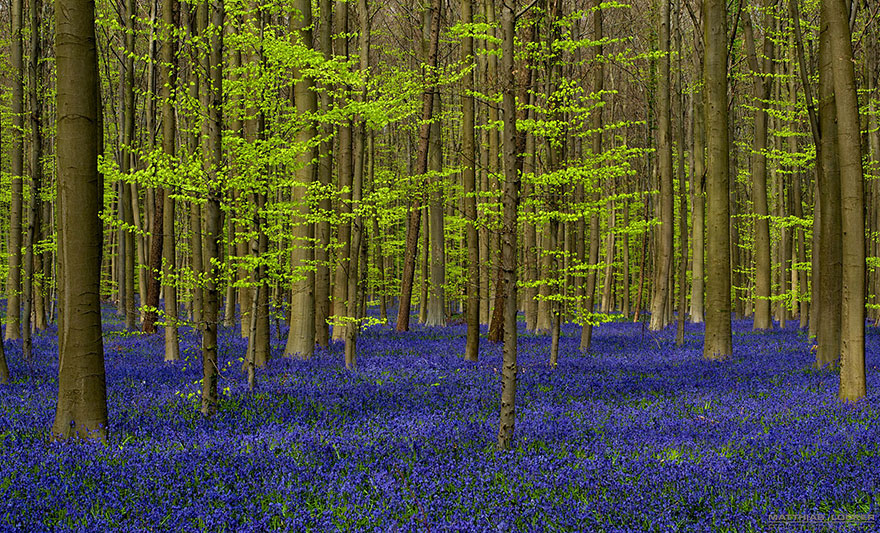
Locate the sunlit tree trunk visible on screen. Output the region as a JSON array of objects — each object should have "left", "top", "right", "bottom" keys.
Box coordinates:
[{"left": 674, "top": 10, "right": 687, "bottom": 347}]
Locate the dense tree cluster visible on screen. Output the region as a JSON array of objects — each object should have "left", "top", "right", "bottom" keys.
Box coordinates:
[{"left": 0, "top": 0, "right": 876, "bottom": 449}]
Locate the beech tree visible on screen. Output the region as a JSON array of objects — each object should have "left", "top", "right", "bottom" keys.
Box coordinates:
[
  {"left": 51, "top": 0, "right": 108, "bottom": 441},
  {"left": 6, "top": 0, "right": 24, "bottom": 341},
  {"left": 702, "top": 0, "right": 732, "bottom": 360}
]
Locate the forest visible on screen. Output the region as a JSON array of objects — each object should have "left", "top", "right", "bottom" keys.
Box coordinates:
[{"left": 0, "top": 0, "right": 879, "bottom": 528}]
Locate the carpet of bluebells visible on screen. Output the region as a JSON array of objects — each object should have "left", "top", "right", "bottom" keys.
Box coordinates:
[{"left": 2, "top": 304, "right": 880, "bottom": 532}]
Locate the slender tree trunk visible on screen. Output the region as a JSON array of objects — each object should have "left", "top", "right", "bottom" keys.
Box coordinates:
[
  {"left": 496, "top": 3, "right": 519, "bottom": 452},
  {"left": 419, "top": 210, "right": 429, "bottom": 323},
  {"left": 52, "top": 0, "right": 107, "bottom": 441},
  {"left": 161, "top": 0, "right": 180, "bottom": 362},
  {"left": 579, "top": 0, "right": 603, "bottom": 352},
  {"left": 343, "top": 0, "right": 370, "bottom": 369},
  {"left": 621, "top": 175, "right": 631, "bottom": 317},
  {"left": 22, "top": 0, "right": 43, "bottom": 359},
  {"left": 462, "top": 0, "right": 479, "bottom": 361},
  {"left": 200, "top": 0, "right": 223, "bottom": 418},
  {"left": 6, "top": 0, "right": 24, "bottom": 341},
  {"left": 426, "top": 92, "right": 446, "bottom": 326},
  {"left": 143, "top": 189, "right": 164, "bottom": 334},
  {"left": 675, "top": 14, "right": 688, "bottom": 346},
  {"left": 690, "top": 49, "right": 705, "bottom": 323},
  {"left": 0, "top": 313, "right": 9, "bottom": 384},
  {"left": 649, "top": 0, "right": 673, "bottom": 331},
  {"left": 284, "top": 0, "right": 318, "bottom": 359},
  {"left": 702, "top": 0, "right": 732, "bottom": 359},
  {"left": 743, "top": 4, "right": 775, "bottom": 330},
  {"left": 395, "top": 0, "right": 440, "bottom": 332},
  {"left": 118, "top": 0, "right": 136, "bottom": 330},
  {"left": 601, "top": 200, "right": 615, "bottom": 313},
  {"left": 332, "top": 0, "right": 353, "bottom": 341},
  {"left": 314, "top": 0, "right": 333, "bottom": 347}
]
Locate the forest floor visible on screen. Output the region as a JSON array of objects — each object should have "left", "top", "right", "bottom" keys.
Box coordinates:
[{"left": 2, "top": 305, "right": 880, "bottom": 531}]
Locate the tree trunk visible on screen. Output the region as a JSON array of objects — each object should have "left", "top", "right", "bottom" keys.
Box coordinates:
[
  {"left": 52, "top": 0, "right": 108, "bottom": 441},
  {"left": 314, "top": 0, "right": 333, "bottom": 347},
  {"left": 743, "top": 4, "right": 775, "bottom": 330},
  {"left": 142, "top": 189, "right": 164, "bottom": 334},
  {"left": 395, "top": 0, "right": 440, "bottom": 332},
  {"left": 200, "top": 0, "right": 223, "bottom": 418},
  {"left": 6, "top": 0, "right": 24, "bottom": 341},
  {"left": 579, "top": 0, "right": 602, "bottom": 352},
  {"left": 462, "top": 0, "right": 479, "bottom": 361},
  {"left": 118, "top": 0, "right": 136, "bottom": 330},
  {"left": 343, "top": 0, "right": 370, "bottom": 369},
  {"left": 22, "top": 0, "right": 43, "bottom": 359},
  {"left": 675, "top": 13, "right": 688, "bottom": 347},
  {"left": 284, "top": 0, "right": 318, "bottom": 359},
  {"left": 601, "top": 200, "right": 615, "bottom": 313},
  {"left": 690, "top": 47, "right": 705, "bottom": 323},
  {"left": 161, "top": 0, "right": 180, "bottom": 362},
  {"left": 826, "top": 0, "right": 865, "bottom": 401},
  {"left": 426, "top": 91, "right": 446, "bottom": 327},
  {"left": 649, "top": 0, "right": 673, "bottom": 332},
  {"left": 702, "top": 0, "right": 732, "bottom": 359},
  {"left": 496, "top": 3, "right": 519, "bottom": 452},
  {"left": 815, "top": 6, "right": 842, "bottom": 368},
  {"left": 332, "top": 0, "right": 353, "bottom": 341}
]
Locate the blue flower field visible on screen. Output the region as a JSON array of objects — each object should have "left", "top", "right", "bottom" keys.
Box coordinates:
[{"left": 2, "top": 307, "right": 880, "bottom": 531}]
